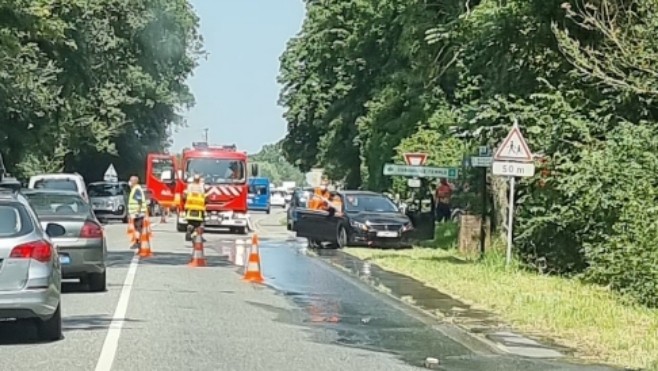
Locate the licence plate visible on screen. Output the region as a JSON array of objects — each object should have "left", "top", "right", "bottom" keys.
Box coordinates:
[
  {"left": 376, "top": 231, "right": 399, "bottom": 238},
  {"left": 59, "top": 255, "right": 71, "bottom": 265}
]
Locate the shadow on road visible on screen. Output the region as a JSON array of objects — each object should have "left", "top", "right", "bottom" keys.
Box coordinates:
[
  {"left": 106, "top": 250, "right": 231, "bottom": 268},
  {"left": 0, "top": 314, "right": 142, "bottom": 345}
]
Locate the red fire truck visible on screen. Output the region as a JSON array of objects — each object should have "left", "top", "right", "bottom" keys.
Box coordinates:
[{"left": 145, "top": 142, "right": 258, "bottom": 235}]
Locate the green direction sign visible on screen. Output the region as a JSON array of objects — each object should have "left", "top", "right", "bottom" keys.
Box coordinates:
[{"left": 383, "top": 164, "right": 459, "bottom": 179}]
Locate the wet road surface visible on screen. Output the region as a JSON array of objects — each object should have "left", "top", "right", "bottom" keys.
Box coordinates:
[{"left": 0, "top": 209, "right": 619, "bottom": 370}]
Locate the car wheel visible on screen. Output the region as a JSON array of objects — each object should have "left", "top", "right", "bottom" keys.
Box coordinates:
[
  {"left": 88, "top": 271, "right": 106, "bottom": 292},
  {"left": 36, "top": 303, "right": 62, "bottom": 341},
  {"left": 177, "top": 223, "right": 187, "bottom": 232},
  {"left": 266, "top": 208, "right": 271, "bottom": 214},
  {"left": 335, "top": 226, "right": 348, "bottom": 249},
  {"left": 122, "top": 215, "right": 128, "bottom": 224}
]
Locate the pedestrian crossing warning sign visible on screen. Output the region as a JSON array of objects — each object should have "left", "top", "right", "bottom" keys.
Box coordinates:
[
  {"left": 494, "top": 125, "right": 533, "bottom": 162},
  {"left": 104, "top": 164, "right": 118, "bottom": 182}
]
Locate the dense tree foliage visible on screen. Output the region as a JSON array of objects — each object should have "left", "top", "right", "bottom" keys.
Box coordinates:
[
  {"left": 249, "top": 141, "right": 305, "bottom": 186},
  {"left": 279, "top": 0, "right": 658, "bottom": 307},
  {"left": 0, "top": 0, "right": 202, "bottom": 181}
]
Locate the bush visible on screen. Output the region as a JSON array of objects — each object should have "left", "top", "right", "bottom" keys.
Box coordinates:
[{"left": 516, "top": 123, "right": 658, "bottom": 306}]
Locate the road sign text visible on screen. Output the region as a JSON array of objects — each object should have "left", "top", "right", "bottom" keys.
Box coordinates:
[{"left": 492, "top": 161, "right": 535, "bottom": 177}]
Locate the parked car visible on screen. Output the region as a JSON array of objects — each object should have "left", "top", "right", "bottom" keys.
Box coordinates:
[
  {"left": 293, "top": 190, "right": 414, "bottom": 249},
  {"left": 270, "top": 190, "right": 286, "bottom": 208},
  {"left": 22, "top": 189, "right": 107, "bottom": 292},
  {"left": 0, "top": 186, "right": 65, "bottom": 341},
  {"left": 88, "top": 181, "right": 130, "bottom": 223},
  {"left": 28, "top": 173, "right": 89, "bottom": 203}
]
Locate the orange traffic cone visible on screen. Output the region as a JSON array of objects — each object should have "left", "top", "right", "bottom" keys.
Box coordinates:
[
  {"left": 138, "top": 217, "right": 154, "bottom": 257},
  {"left": 188, "top": 230, "right": 207, "bottom": 267},
  {"left": 243, "top": 234, "right": 264, "bottom": 283}
]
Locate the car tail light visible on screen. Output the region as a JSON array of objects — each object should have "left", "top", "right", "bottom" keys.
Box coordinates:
[
  {"left": 10, "top": 240, "right": 53, "bottom": 262},
  {"left": 80, "top": 221, "right": 103, "bottom": 238}
]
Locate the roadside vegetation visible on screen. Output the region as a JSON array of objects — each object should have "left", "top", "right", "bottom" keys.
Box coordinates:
[
  {"left": 346, "top": 224, "right": 658, "bottom": 369},
  {"left": 0, "top": 0, "right": 202, "bottom": 181},
  {"left": 278, "top": 0, "right": 658, "bottom": 347},
  {"left": 249, "top": 142, "right": 305, "bottom": 185}
]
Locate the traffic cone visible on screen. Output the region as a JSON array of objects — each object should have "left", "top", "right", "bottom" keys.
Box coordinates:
[
  {"left": 138, "top": 217, "right": 153, "bottom": 257},
  {"left": 243, "top": 234, "right": 264, "bottom": 283},
  {"left": 188, "top": 230, "right": 207, "bottom": 267}
]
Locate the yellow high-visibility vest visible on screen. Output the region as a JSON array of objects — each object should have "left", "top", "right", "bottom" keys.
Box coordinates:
[
  {"left": 184, "top": 184, "right": 205, "bottom": 221},
  {"left": 128, "top": 185, "right": 144, "bottom": 215}
]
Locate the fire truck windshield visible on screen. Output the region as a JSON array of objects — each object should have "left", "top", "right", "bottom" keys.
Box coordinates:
[{"left": 185, "top": 158, "right": 245, "bottom": 184}]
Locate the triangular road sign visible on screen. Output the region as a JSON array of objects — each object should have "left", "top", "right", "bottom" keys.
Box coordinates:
[
  {"left": 104, "top": 164, "right": 118, "bottom": 182},
  {"left": 404, "top": 152, "right": 428, "bottom": 166},
  {"left": 494, "top": 126, "right": 533, "bottom": 162}
]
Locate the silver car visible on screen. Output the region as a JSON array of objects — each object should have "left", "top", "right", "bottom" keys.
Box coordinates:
[
  {"left": 0, "top": 187, "right": 65, "bottom": 341},
  {"left": 88, "top": 181, "right": 130, "bottom": 223}
]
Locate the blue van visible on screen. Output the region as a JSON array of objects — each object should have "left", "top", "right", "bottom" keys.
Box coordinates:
[{"left": 248, "top": 177, "right": 271, "bottom": 214}]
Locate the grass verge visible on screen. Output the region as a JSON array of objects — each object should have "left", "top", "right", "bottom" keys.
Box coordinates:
[{"left": 345, "top": 223, "right": 658, "bottom": 369}]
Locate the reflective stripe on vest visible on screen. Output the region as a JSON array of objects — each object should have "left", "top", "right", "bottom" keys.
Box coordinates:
[{"left": 128, "top": 185, "right": 144, "bottom": 215}]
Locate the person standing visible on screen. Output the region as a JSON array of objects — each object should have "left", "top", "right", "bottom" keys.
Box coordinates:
[
  {"left": 183, "top": 174, "right": 206, "bottom": 241},
  {"left": 435, "top": 178, "right": 453, "bottom": 222},
  {"left": 127, "top": 176, "right": 145, "bottom": 249}
]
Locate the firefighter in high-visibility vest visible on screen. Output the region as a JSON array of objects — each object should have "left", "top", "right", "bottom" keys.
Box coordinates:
[
  {"left": 127, "top": 175, "right": 145, "bottom": 250},
  {"left": 182, "top": 174, "right": 206, "bottom": 241}
]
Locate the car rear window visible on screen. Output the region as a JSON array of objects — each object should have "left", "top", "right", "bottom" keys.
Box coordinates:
[
  {"left": 0, "top": 203, "right": 33, "bottom": 237},
  {"left": 34, "top": 178, "right": 79, "bottom": 192},
  {"left": 24, "top": 192, "right": 91, "bottom": 217},
  {"left": 88, "top": 183, "right": 123, "bottom": 197}
]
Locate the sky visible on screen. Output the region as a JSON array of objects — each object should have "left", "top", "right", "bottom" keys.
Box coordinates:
[{"left": 171, "top": 0, "right": 305, "bottom": 155}]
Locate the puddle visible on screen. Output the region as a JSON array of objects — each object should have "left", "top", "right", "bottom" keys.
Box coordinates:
[{"left": 312, "top": 249, "right": 577, "bottom": 356}]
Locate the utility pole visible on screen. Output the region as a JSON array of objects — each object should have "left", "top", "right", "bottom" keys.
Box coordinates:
[{"left": 203, "top": 128, "right": 208, "bottom": 143}]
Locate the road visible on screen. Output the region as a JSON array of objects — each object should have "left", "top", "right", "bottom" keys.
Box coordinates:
[{"left": 0, "top": 208, "right": 618, "bottom": 371}]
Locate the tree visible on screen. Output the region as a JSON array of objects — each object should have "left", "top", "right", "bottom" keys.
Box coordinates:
[
  {"left": 249, "top": 141, "right": 305, "bottom": 186},
  {"left": 279, "top": 0, "right": 658, "bottom": 307},
  {"left": 0, "top": 0, "right": 202, "bottom": 181}
]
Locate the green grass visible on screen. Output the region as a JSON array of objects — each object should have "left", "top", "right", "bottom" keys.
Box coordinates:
[{"left": 345, "top": 223, "right": 658, "bottom": 369}]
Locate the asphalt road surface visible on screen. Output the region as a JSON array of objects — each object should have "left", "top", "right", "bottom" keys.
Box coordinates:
[{"left": 0, "top": 207, "right": 619, "bottom": 371}]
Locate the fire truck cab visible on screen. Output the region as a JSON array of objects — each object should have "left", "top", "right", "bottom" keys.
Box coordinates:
[{"left": 146, "top": 142, "right": 258, "bottom": 235}]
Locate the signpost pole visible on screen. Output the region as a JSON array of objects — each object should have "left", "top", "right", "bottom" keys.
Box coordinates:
[
  {"left": 505, "top": 176, "right": 516, "bottom": 266},
  {"left": 480, "top": 167, "right": 487, "bottom": 257}
]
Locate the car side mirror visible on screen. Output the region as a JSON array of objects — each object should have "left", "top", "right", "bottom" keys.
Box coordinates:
[
  {"left": 251, "top": 164, "right": 259, "bottom": 177},
  {"left": 45, "top": 223, "right": 66, "bottom": 238}
]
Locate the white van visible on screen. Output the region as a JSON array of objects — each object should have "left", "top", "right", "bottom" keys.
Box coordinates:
[{"left": 28, "top": 173, "right": 89, "bottom": 202}]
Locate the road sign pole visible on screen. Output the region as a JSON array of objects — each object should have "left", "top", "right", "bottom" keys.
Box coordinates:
[
  {"left": 479, "top": 167, "right": 487, "bottom": 258},
  {"left": 506, "top": 176, "right": 516, "bottom": 266}
]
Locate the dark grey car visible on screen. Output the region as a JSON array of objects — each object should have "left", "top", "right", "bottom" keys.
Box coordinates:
[
  {"left": 88, "top": 181, "right": 130, "bottom": 223},
  {"left": 22, "top": 189, "right": 107, "bottom": 292}
]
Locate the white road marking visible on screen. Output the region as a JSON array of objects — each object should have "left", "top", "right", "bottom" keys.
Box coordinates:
[{"left": 94, "top": 255, "right": 140, "bottom": 371}]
